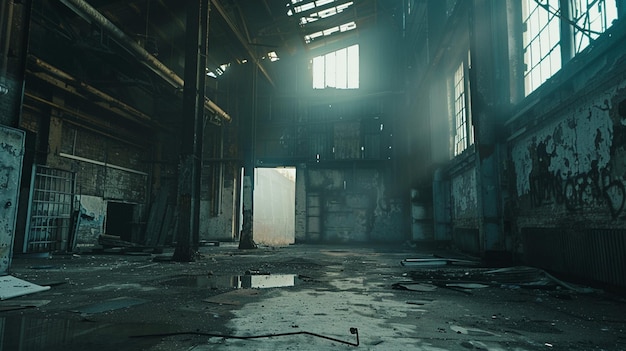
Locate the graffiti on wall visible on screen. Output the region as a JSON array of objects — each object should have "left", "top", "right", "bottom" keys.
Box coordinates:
[
  {"left": 530, "top": 155, "right": 625, "bottom": 217},
  {"left": 513, "top": 91, "right": 626, "bottom": 218},
  {"left": 451, "top": 168, "right": 478, "bottom": 218}
]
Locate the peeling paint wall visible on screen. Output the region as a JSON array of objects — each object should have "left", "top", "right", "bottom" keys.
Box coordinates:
[
  {"left": 305, "top": 167, "right": 405, "bottom": 243},
  {"left": 451, "top": 168, "right": 478, "bottom": 227},
  {"left": 202, "top": 181, "right": 237, "bottom": 242},
  {"left": 74, "top": 195, "right": 106, "bottom": 248},
  {"left": 511, "top": 80, "right": 626, "bottom": 223},
  {"left": 294, "top": 165, "right": 307, "bottom": 242},
  {"left": 505, "top": 31, "right": 626, "bottom": 286}
]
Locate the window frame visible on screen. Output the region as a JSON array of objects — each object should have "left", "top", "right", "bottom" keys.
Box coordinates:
[
  {"left": 450, "top": 54, "right": 474, "bottom": 157},
  {"left": 311, "top": 44, "right": 360, "bottom": 90}
]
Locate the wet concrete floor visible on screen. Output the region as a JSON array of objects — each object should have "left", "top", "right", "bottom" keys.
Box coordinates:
[{"left": 2, "top": 243, "right": 625, "bottom": 350}]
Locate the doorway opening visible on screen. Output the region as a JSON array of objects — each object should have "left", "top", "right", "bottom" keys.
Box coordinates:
[
  {"left": 253, "top": 167, "right": 296, "bottom": 246},
  {"left": 105, "top": 202, "right": 135, "bottom": 242}
]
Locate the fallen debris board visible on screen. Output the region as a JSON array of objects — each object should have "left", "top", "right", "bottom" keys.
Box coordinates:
[
  {"left": 445, "top": 283, "right": 490, "bottom": 289},
  {"left": 73, "top": 296, "right": 148, "bottom": 314},
  {"left": 0, "top": 275, "right": 51, "bottom": 300},
  {"left": 401, "top": 258, "right": 481, "bottom": 267},
  {"left": 392, "top": 282, "right": 438, "bottom": 292},
  {"left": 203, "top": 289, "right": 260, "bottom": 306},
  {"left": 0, "top": 299, "right": 51, "bottom": 311}
]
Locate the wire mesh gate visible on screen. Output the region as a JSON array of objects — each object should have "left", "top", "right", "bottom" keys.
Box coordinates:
[{"left": 24, "top": 165, "right": 76, "bottom": 253}]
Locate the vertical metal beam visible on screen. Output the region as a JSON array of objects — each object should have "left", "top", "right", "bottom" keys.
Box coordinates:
[
  {"left": 559, "top": 0, "right": 575, "bottom": 65},
  {"left": 173, "top": 0, "right": 209, "bottom": 262},
  {"left": 238, "top": 63, "right": 258, "bottom": 250},
  {"left": 468, "top": 0, "right": 508, "bottom": 259},
  {"left": 191, "top": 1, "right": 210, "bottom": 251}
]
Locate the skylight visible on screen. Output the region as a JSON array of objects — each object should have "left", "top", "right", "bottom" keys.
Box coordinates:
[
  {"left": 267, "top": 51, "right": 280, "bottom": 62},
  {"left": 296, "top": 2, "right": 354, "bottom": 25},
  {"left": 304, "top": 21, "right": 357, "bottom": 44},
  {"left": 288, "top": 0, "right": 337, "bottom": 16}
]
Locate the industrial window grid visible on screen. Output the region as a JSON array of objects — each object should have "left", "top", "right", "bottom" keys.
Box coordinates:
[
  {"left": 453, "top": 61, "right": 470, "bottom": 156},
  {"left": 522, "top": 0, "right": 562, "bottom": 96},
  {"left": 572, "top": 0, "right": 619, "bottom": 53},
  {"left": 24, "top": 165, "right": 76, "bottom": 253},
  {"left": 312, "top": 44, "right": 359, "bottom": 89},
  {"left": 521, "top": 0, "right": 619, "bottom": 95}
]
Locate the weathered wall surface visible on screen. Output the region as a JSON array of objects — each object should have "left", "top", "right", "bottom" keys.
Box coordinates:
[
  {"left": 202, "top": 181, "right": 237, "bottom": 242},
  {"left": 74, "top": 195, "right": 106, "bottom": 248},
  {"left": 450, "top": 168, "right": 479, "bottom": 227},
  {"left": 511, "top": 75, "right": 626, "bottom": 226},
  {"left": 294, "top": 165, "right": 307, "bottom": 242},
  {"left": 505, "top": 26, "right": 626, "bottom": 286},
  {"left": 305, "top": 167, "right": 405, "bottom": 243}
]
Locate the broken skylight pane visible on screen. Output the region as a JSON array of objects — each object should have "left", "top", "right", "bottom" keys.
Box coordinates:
[
  {"left": 298, "top": 2, "right": 354, "bottom": 26},
  {"left": 268, "top": 51, "right": 280, "bottom": 62},
  {"left": 305, "top": 21, "right": 356, "bottom": 44},
  {"left": 339, "top": 21, "right": 356, "bottom": 32}
]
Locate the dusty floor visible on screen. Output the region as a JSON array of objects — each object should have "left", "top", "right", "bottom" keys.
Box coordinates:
[{"left": 1, "top": 243, "right": 626, "bottom": 351}]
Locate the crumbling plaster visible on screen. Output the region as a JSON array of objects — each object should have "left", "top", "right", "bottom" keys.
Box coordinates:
[
  {"left": 451, "top": 168, "right": 478, "bottom": 223},
  {"left": 74, "top": 195, "right": 106, "bottom": 248},
  {"left": 509, "top": 72, "right": 626, "bottom": 223}
]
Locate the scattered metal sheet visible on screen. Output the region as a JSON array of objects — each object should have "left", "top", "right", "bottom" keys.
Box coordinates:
[
  {"left": 445, "top": 283, "right": 489, "bottom": 289},
  {"left": 401, "top": 265, "right": 597, "bottom": 294},
  {"left": 0, "top": 275, "right": 51, "bottom": 300},
  {"left": 203, "top": 289, "right": 261, "bottom": 305},
  {"left": 392, "top": 282, "right": 438, "bottom": 292},
  {"left": 401, "top": 258, "right": 481, "bottom": 267},
  {"left": 450, "top": 325, "right": 499, "bottom": 337},
  {"left": 73, "top": 296, "right": 148, "bottom": 314},
  {"left": 0, "top": 299, "right": 51, "bottom": 311}
]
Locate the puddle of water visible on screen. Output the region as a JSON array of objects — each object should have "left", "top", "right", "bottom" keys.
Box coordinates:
[
  {"left": 163, "top": 274, "right": 298, "bottom": 289},
  {"left": 0, "top": 316, "right": 173, "bottom": 351}
]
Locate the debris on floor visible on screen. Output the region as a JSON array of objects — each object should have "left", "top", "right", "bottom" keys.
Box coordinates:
[
  {"left": 0, "top": 275, "right": 51, "bottom": 300},
  {"left": 398, "top": 264, "right": 598, "bottom": 294},
  {"left": 72, "top": 296, "right": 149, "bottom": 314}
]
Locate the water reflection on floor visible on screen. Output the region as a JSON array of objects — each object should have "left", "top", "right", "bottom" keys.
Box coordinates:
[
  {"left": 164, "top": 273, "right": 298, "bottom": 289},
  {"left": 0, "top": 316, "right": 172, "bottom": 351}
]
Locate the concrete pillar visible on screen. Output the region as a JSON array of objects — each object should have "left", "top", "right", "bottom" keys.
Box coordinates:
[
  {"left": 294, "top": 164, "right": 307, "bottom": 243},
  {"left": 0, "top": 0, "right": 32, "bottom": 127},
  {"left": 173, "top": 0, "right": 209, "bottom": 261},
  {"left": 468, "top": 0, "right": 510, "bottom": 258}
]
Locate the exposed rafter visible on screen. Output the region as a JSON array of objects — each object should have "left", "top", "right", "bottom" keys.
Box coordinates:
[{"left": 211, "top": 0, "right": 275, "bottom": 87}]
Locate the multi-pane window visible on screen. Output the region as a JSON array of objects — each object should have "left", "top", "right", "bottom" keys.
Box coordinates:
[
  {"left": 522, "top": 0, "right": 562, "bottom": 96},
  {"left": 572, "top": 0, "right": 619, "bottom": 53},
  {"left": 453, "top": 61, "right": 472, "bottom": 156},
  {"left": 521, "top": 0, "right": 620, "bottom": 95},
  {"left": 312, "top": 44, "right": 359, "bottom": 89}
]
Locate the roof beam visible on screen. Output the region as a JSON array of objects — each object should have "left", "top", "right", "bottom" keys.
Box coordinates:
[{"left": 210, "top": 0, "right": 275, "bottom": 87}]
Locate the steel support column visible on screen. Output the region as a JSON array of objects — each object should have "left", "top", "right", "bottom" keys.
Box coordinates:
[
  {"left": 173, "top": 0, "right": 209, "bottom": 261},
  {"left": 468, "top": 0, "right": 509, "bottom": 259},
  {"left": 238, "top": 63, "right": 258, "bottom": 250}
]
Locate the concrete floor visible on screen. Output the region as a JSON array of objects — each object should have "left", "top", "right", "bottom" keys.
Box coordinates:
[{"left": 1, "top": 243, "right": 625, "bottom": 351}]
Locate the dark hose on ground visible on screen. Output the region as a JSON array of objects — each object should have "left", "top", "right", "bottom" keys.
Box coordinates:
[{"left": 131, "top": 327, "right": 360, "bottom": 347}]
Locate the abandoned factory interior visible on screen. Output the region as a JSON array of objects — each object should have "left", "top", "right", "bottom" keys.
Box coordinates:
[{"left": 2, "top": 0, "right": 626, "bottom": 350}]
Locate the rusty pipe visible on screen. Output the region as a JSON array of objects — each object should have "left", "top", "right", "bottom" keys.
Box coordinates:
[
  {"left": 1, "top": 0, "right": 14, "bottom": 89},
  {"left": 59, "top": 0, "right": 231, "bottom": 123}
]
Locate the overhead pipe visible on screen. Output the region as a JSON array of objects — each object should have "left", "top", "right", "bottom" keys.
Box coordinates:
[
  {"left": 0, "top": 0, "right": 14, "bottom": 95},
  {"left": 30, "top": 56, "right": 153, "bottom": 122},
  {"left": 59, "top": 0, "right": 231, "bottom": 123}
]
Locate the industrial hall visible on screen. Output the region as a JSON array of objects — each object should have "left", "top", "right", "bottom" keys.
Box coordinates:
[{"left": 1, "top": 0, "right": 626, "bottom": 350}]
